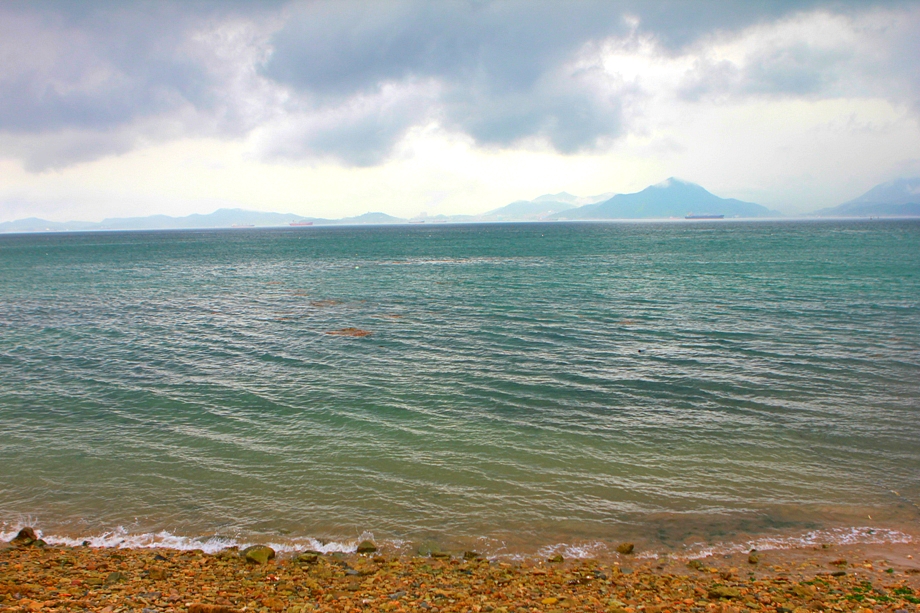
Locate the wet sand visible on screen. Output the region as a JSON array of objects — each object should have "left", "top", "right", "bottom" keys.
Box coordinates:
[{"left": 2, "top": 533, "right": 918, "bottom": 613}]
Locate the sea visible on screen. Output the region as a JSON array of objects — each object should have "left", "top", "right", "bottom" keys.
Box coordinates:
[{"left": 1, "top": 220, "right": 918, "bottom": 559}]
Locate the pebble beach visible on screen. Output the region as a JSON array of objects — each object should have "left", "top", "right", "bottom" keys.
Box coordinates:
[{"left": 3, "top": 529, "right": 919, "bottom": 613}]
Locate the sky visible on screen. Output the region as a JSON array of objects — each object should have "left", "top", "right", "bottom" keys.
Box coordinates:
[{"left": 1, "top": 0, "right": 919, "bottom": 222}]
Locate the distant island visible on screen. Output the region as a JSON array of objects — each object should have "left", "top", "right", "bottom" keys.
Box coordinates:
[{"left": 3, "top": 177, "right": 918, "bottom": 233}]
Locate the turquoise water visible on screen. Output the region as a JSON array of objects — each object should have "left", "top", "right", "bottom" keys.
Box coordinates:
[{"left": 0, "top": 220, "right": 918, "bottom": 556}]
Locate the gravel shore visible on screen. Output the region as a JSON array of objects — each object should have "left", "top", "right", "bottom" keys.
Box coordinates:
[{"left": 2, "top": 532, "right": 918, "bottom": 613}]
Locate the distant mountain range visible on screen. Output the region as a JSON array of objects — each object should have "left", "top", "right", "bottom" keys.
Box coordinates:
[
  {"left": 0, "top": 209, "right": 404, "bottom": 233},
  {"left": 812, "top": 178, "right": 920, "bottom": 217},
  {"left": 3, "top": 177, "right": 917, "bottom": 233}
]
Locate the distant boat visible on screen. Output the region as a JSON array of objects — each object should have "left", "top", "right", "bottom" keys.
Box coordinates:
[
  {"left": 231, "top": 224, "right": 255, "bottom": 228},
  {"left": 289, "top": 221, "right": 314, "bottom": 226},
  {"left": 685, "top": 214, "right": 724, "bottom": 220}
]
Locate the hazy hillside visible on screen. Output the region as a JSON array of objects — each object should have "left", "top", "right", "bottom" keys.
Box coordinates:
[
  {"left": 0, "top": 218, "right": 97, "bottom": 233},
  {"left": 337, "top": 212, "right": 405, "bottom": 224},
  {"left": 481, "top": 199, "right": 576, "bottom": 221},
  {"left": 96, "top": 209, "right": 315, "bottom": 229},
  {"left": 0, "top": 208, "right": 410, "bottom": 233},
  {"left": 813, "top": 178, "right": 920, "bottom": 217},
  {"left": 481, "top": 191, "right": 616, "bottom": 221},
  {"left": 532, "top": 192, "right": 579, "bottom": 204},
  {"left": 554, "top": 178, "right": 777, "bottom": 219}
]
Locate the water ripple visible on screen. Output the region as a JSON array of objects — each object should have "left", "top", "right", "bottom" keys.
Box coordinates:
[{"left": 0, "top": 221, "right": 918, "bottom": 552}]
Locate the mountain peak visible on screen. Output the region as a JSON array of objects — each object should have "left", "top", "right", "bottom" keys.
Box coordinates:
[
  {"left": 652, "top": 177, "right": 691, "bottom": 188},
  {"left": 553, "top": 178, "right": 776, "bottom": 219}
]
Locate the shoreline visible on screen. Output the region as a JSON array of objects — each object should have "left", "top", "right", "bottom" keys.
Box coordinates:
[
  {"left": 2, "top": 523, "right": 916, "bottom": 563},
  {"left": 2, "top": 530, "right": 919, "bottom": 612}
]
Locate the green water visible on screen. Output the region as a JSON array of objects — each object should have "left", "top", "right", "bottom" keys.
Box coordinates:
[{"left": 0, "top": 220, "right": 918, "bottom": 555}]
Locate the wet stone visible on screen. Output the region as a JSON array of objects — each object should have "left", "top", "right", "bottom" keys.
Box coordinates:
[
  {"left": 356, "top": 539, "right": 377, "bottom": 554},
  {"left": 188, "top": 605, "right": 241, "bottom": 613},
  {"left": 242, "top": 544, "right": 275, "bottom": 564},
  {"left": 148, "top": 568, "right": 168, "bottom": 580},
  {"left": 418, "top": 541, "right": 444, "bottom": 557},
  {"left": 616, "top": 542, "right": 635, "bottom": 555},
  {"left": 215, "top": 546, "right": 239, "bottom": 559},
  {"left": 708, "top": 585, "right": 741, "bottom": 599},
  {"left": 296, "top": 551, "right": 321, "bottom": 564},
  {"left": 10, "top": 527, "right": 37, "bottom": 547},
  {"left": 105, "top": 571, "right": 128, "bottom": 584}
]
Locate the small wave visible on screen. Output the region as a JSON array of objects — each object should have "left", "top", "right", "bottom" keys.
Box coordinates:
[
  {"left": 0, "top": 525, "right": 383, "bottom": 556},
  {"left": 504, "top": 527, "right": 914, "bottom": 562}
]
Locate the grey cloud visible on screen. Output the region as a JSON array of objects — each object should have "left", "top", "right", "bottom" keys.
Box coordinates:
[
  {"left": 16, "top": 131, "right": 137, "bottom": 172},
  {"left": 679, "top": 40, "right": 851, "bottom": 100},
  {"left": 0, "top": 0, "right": 279, "bottom": 167},
  {"left": 259, "top": 85, "right": 438, "bottom": 166},
  {"left": 742, "top": 44, "right": 836, "bottom": 95},
  {"left": 261, "top": 0, "right": 912, "bottom": 163},
  {"left": 439, "top": 69, "right": 629, "bottom": 153},
  {"left": 0, "top": 0, "right": 915, "bottom": 169},
  {"left": 259, "top": 1, "right": 643, "bottom": 161},
  {"left": 679, "top": 4, "right": 920, "bottom": 103},
  {"left": 264, "top": 2, "right": 622, "bottom": 96},
  {"left": 0, "top": 3, "right": 213, "bottom": 133},
  {"left": 263, "top": 0, "right": 861, "bottom": 96}
]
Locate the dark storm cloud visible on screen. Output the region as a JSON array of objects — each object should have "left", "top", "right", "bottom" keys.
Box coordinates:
[
  {"left": 0, "top": 1, "right": 224, "bottom": 133},
  {"left": 0, "top": 0, "right": 915, "bottom": 169},
  {"left": 0, "top": 0, "right": 283, "bottom": 169},
  {"left": 261, "top": 0, "right": 852, "bottom": 157}
]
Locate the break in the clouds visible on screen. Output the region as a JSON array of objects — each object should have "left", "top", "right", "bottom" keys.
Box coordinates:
[{"left": 1, "top": 0, "right": 918, "bottom": 170}]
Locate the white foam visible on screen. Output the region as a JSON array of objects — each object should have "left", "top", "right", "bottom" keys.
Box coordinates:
[
  {"left": 0, "top": 525, "right": 382, "bottom": 555},
  {"left": 683, "top": 526, "right": 914, "bottom": 560},
  {"left": 1, "top": 523, "right": 913, "bottom": 560},
  {"left": 534, "top": 541, "right": 612, "bottom": 561}
]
